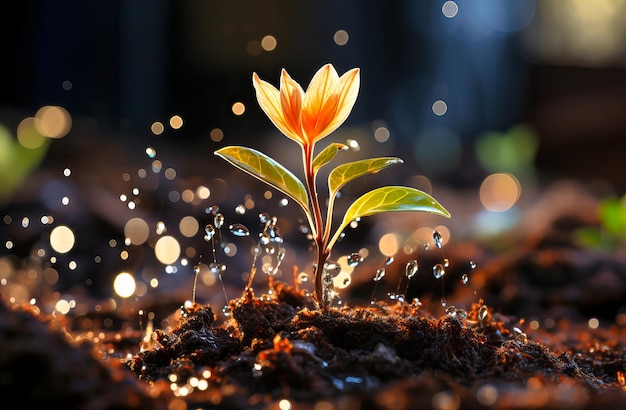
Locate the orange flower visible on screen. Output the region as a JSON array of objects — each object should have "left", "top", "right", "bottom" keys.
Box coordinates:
[{"left": 252, "top": 64, "right": 360, "bottom": 148}]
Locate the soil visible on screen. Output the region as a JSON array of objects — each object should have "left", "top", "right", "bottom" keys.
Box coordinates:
[{"left": 2, "top": 194, "right": 626, "bottom": 410}]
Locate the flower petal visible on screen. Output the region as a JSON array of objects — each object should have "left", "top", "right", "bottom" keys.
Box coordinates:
[
  {"left": 302, "top": 64, "right": 341, "bottom": 143},
  {"left": 332, "top": 68, "right": 360, "bottom": 132},
  {"left": 253, "top": 72, "right": 304, "bottom": 146},
  {"left": 279, "top": 69, "right": 306, "bottom": 142}
]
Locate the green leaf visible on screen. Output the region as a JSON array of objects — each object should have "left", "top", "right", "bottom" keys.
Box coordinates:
[
  {"left": 215, "top": 146, "right": 309, "bottom": 212},
  {"left": 313, "top": 143, "right": 348, "bottom": 173},
  {"left": 328, "top": 186, "right": 450, "bottom": 251},
  {"left": 328, "top": 157, "right": 403, "bottom": 198}
]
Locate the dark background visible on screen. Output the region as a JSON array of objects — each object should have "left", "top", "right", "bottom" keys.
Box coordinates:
[{"left": 3, "top": 0, "right": 626, "bottom": 189}]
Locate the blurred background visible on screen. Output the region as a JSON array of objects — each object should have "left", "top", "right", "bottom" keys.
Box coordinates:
[{"left": 1, "top": 0, "right": 626, "bottom": 317}]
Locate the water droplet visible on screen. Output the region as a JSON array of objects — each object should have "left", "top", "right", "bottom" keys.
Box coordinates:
[
  {"left": 412, "top": 298, "right": 422, "bottom": 308},
  {"left": 445, "top": 306, "right": 457, "bottom": 316},
  {"left": 323, "top": 262, "right": 342, "bottom": 277},
  {"left": 443, "top": 258, "right": 449, "bottom": 268},
  {"left": 145, "top": 147, "right": 157, "bottom": 158},
  {"left": 385, "top": 256, "right": 394, "bottom": 266},
  {"left": 388, "top": 292, "right": 397, "bottom": 300},
  {"left": 277, "top": 250, "right": 286, "bottom": 262},
  {"left": 204, "top": 224, "right": 215, "bottom": 241},
  {"left": 228, "top": 223, "right": 250, "bottom": 237},
  {"left": 423, "top": 243, "right": 430, "bottom": 251},
  {"left": 260, "top": 233, "right": 271, "bottom": 245},
  {"left": 433, "top": 231, "right": 443, "bottom": 249},
  {"left": 432, "top": 263, "right": 445, "bottom": 279},
  {"left": 373, "top": 268, "right": 386, "bottom": 282},
  {"left": 405, "top": 260, "right": 418, "bottom": 279},
  {"left": 441, "top": 298, "right": 447, "bottom": 307},
  {"left": 258, "top": 212, "right": 270, "bottom": 224},
  {"left": 297, "top": 272, "right": 309, "bottom": 283},
  {"left": 347, "top": 252, "right": 364, "bottom": 267},
  {"left": 234, "top": 204, "right": 246, "bottom": 215},
  {"left": 193, "top": 264, "right": 201, "bottom": 275},
  {"left": 460, "top": 273, "right": 469, "bottom": 285},
  {"left": 222, "top": 305, "right": 231, "bottom": 317},
  {"left": 478, "top": 305, "right": 488, "bottom": 321},
  {"left": 214, "top": 214, "right": 225, "bottom": 229},
  {"left": 469, "top": 260, "right": 477, "bottom": 269}
]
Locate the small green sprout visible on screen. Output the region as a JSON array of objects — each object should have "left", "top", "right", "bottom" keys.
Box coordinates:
[{"left": 215, "top": 64, "right": 450, "bottom": 308}]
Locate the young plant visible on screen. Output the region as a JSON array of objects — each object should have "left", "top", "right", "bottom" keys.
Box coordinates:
[{"left": 215, "top": 63, "right": 450, "bottom": 308}]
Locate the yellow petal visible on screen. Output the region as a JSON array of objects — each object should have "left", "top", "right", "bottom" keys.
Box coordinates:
[
  {"left": 279, "top": 69, "right": 306, "bottom": 143},
  {"left": 302, "top": 64, "right": 341, "bottom": 143},
  {"left": 252, "top": 72, "right": 304, "bottom": 146},
  {"left": 333, "top": 67, "right": 360, "bottom": 132}
]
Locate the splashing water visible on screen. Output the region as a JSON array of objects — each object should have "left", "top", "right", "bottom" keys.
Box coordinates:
[
  {"left": 347, "top": 252, "right": 364, "bottom": 267},
  {"left": 228, "top": 223, "right": 250, "bottom": 237}
]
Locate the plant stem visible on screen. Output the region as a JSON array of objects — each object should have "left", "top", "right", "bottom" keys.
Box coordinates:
[{"left": 303, "top": 142, "right": 328, "bottom": 307}]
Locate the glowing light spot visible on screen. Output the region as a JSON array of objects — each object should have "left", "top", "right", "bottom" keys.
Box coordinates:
[
  {"left": 145, "top": 147, "right": 157, "bottom": 158},
  {"left": 169, "top": 115, "right": 183, "bottom": 129},
  {"left": 164, "top": 168, "right": 177, "bottom": 180},
  {"left": 432, "top": 100, "right": 448, "bottom": 116},
  {"left": 210, "top": 128, "right": 224, "bottom": 142},
  {"left": 588, "top": 317, "right": 600, "bottom": 329},
  {"left": 432, "top": 390, "right": 460, "bottom": 410},
  {"left": 62, "top": 80, "right": 72, "bottom": 90},
  {"left": 379, "top": 233, "right": 401, "bottom": 257},
  {"left": 113, "top": 272, "right": 136, "bottom": 298},
  {"left": 278, "top": 399, "right": 292, "bottom": 410},
  {"left": 479, "top": 173, "right": 521, "bottom": 212},
  {"left": 17, "top": 117, "right": 46, "bottom": 148},
  {"left": 261, "top": 35, "right": 277, "bottom": 51},
  {"left": 182, "top": 189, "right": 195, "bottom": 203},
  {"left": 246, "top": 40, "right": 262, "bottom": 56},
  {"left": 334, "top": 30, "right": 349, "bottom": 46},
  {"left": 346, "top": 139, "right": 360, "bottom": 151},
  {"left": 374, "top": 126, "right": 390, "bottom": 143},
  {"left": 151, "top": 121, "right": 164, "bottom": 135},
  {"left": 155, "top": 236, "right": 181, "bottom": 265},
  {"left": 124, "top": 217, "right": 150, "bottom": 245},
  {"left": 442, "top": 1, "right": 459, "bottom": 18},
  {"left": 476, "top": 384, "right": 498, "bottom": 406},
  {"left": 35, "top": 105, "right": 71, "bottom": 138},
  {"left": 55, "top": 299, "right": 71, "bottom": 315},
  {"left": 61, "top": 196, "right": 70, "bottom": 206},
  {"left": 232, "top": 102, "right": 246, "bottom": 116},
  {"left": 179, "top": 216, "right": 199, "bottom": 237},
  {"left": 63, "top": 168, "right": 71, "bottom": 177},
  {"left": 196, "top": 186, "right": 210, "bottom": 200},
  {"left": 50, "top": 225, "right": 75, "bottom": 253},
  {"left": 68, "top": 260, "right": 77, "bottom": 270}
]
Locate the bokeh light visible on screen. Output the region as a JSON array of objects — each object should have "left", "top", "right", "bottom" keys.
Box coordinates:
[
  {"left": 49, "top": 225, "right": 75, "bottom": 254},
  {"left": 479, "top": 173, "right": 521, "bottom": 212},
  {"left": 124, "top": 217, "right": 150, "bottom": 245},
  {"left": 155, "top": 235, "right": 181, "bottom": 265},
  {"left": 34, "top": 106, "right": 71, "bottom": 139},
  {"left": 113, "top": 272, "right": 136, "bottom": 298},
  {"left": 334, "top": 30, "right": 349, "bottom": 46}
]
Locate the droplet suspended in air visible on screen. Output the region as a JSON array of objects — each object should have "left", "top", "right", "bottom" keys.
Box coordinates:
[
  {"left": 228, "top": 223, "right": 250, "bottom": 237},
  {"left": 204, "top": 224, "right": 215, "bottom": 241},
  {"left": 234, "top": 204, "right": 246, "bottom": 215},
  {"left": 373, "top": 268, "right": 386, "bottom": 282},
  {"left": 405, "top": 259, "right": 418, "bottom": 279},
  {"left": 433, "top": 231, "right": 443, "bottom": 249},
  {"left": 323, "top": 262, "right": 342, "bottom": 277},
  {"left": 258, "top": 213, "right": 270, "bottom": 224},
  {"left": 347, "top": 252, "right": 364, "bottom": 267},
  {"left": 385, "top": 256, "right": 394, "bottom": 266},
  {"left": 460, "top": 273, "right": 469, "bottom": 285},
  {"left": 469, "top": 260, "right": 477, "bottom": 269},
  {"left": 443, "top": 258, "right": 450, "bottom": 268},
  {"left": 214, "top": 213, "right": 225, "bottom": 229},
  {"left": 145, "top": 147, "right": 157, "bottom": 158},
  {"left": 432, "top": 263, "right": 445, "bottom": 279}
]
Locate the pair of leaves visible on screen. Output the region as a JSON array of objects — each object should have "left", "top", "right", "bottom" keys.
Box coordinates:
[{"left": 214, "top": 146, "right": 450, "bottom": 245}]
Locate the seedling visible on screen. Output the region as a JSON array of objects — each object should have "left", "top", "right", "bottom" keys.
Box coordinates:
[{"left": 215, "top": 64, "right": 450, "bottom": 308}]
